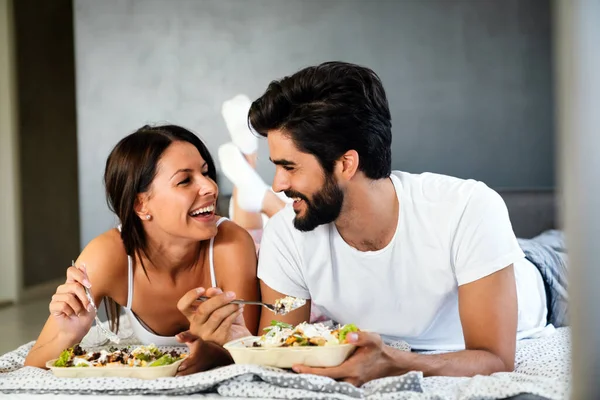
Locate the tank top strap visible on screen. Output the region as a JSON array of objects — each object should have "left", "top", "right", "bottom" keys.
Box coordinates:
[
  {"left": 117, "top": 224, "right": 135, "bottom": 310},
  {"left": 125, "top": 255, "right": 134, "bottom": 309},
  {"left": 209, "top": 217, "right": 229, "bottom": 287}
]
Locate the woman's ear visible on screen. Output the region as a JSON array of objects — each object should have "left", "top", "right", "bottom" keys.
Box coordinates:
[
  {"left": 337, "top": 150, "right": 359, "bottom": 181},
  {"left": 134, "top": 194, "right": 150, "bottom": 221}
]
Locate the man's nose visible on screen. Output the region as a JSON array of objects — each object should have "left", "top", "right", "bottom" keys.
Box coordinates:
[{"left": 272, "top": 169, "right": 290, "bottom": 193}]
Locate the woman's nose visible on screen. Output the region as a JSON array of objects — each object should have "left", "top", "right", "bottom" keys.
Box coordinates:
[{"left": 198, "top": 177, "right": 217, "bottom": 197}]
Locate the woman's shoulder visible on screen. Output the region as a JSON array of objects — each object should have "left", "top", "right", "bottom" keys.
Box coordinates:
[
  {"left": 84, "top": 228, "right": 127, "bottom": 255},
  {"left": 213, "top": 218, "right": 256, "bottom": 248},
  {"left": 212, "top": 218, "right": 257, "bottom": 270},
  {"left": 78, "top": 228, "right": 129, "bottom": 284}
]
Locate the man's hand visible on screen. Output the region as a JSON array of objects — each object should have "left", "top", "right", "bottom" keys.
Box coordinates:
[
  {"left": 175, "top": 330, "right": 234, "bottom": 376},
  {"left": 292, "top": 331, "right": 400, "bottom": 387}
]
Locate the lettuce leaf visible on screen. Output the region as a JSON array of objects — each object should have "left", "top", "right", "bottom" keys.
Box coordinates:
[
  {"left": 134, "top": 353, "right": 152, "bottom": 361},
  {"left": 263, "top": 320, "right": 293, "bottom": 332},
  {"left": 149, "top": 354, "right": 176, "bottom": 367},
  {"left": 271, "top": 320, "right": 293, "bottom": 329},
  {"left": 54, "top": 349, "right": 72, "bottom": 367},
  {"left": 338, "top": 323, "right": 358, "bottom": 343}
]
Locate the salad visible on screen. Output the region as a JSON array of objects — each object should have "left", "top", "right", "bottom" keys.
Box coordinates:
[
  {"left": 52, "top": 344, "right": 186, "bottom": 368},
  {"left": 273, "top": 296, "right": 306, "bottom": 315},
  {"left": 253, "top": 321, "right": 359, "bottom": 348}
]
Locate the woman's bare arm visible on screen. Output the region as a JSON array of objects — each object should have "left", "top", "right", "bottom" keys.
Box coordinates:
[
  {"left": 24, "top": 230, "right": 127, "bottom": 368},
  {"left": 213, "top": 220, "right": 260, "bottom": 335}
]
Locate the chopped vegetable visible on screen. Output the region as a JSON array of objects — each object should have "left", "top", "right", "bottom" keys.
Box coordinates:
[
  {"left": 149, "top": 354, "right": 176, "bottom": 367},
  {"left": 54, "top": 349, "right": 72, "bottom": 367},
  {"left": 253, "top": 321, "right": 360, "bottom": 348},
  {"left": 52, "top": 344, "right": 186, "bottom": 368},
  {"left": 338, "top": 323, "right": 359, "bottom": 343}
]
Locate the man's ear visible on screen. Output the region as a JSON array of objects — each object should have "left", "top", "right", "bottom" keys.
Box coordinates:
[{"left": 337, "top": 150, "right": 359, "bottom": 181}]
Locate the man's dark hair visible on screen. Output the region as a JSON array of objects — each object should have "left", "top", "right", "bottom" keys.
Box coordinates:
[{"left": 248, "top": 61, "right": 392, "bottom": 179}]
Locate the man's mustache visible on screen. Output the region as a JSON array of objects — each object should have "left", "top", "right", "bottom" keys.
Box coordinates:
[{"left": 284, "top": 190, "right": 309, "bottom": 203}]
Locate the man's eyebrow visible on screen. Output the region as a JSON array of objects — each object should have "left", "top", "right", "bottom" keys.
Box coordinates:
[{"left": 269, "top": 158, "right": 296, "bottom": 166}]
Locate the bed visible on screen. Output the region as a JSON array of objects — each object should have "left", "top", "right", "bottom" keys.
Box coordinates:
[{"left": 0, "top": 189, "right": 569, "bottom": 400}]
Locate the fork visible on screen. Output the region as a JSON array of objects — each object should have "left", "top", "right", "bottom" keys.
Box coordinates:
[
  {"left": 197, "top": 296, "right": 283, "bottom": 315},
  {"left": 72, "top": 260, "right": 121, "bottom": 344}
]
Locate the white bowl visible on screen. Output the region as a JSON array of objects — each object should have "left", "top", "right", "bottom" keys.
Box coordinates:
[
  {"left": 45, "top": 358, "right": 184, "bottom": 379},
  {"left": 223, "top": 336, "right": 356, "bottom": 369}
]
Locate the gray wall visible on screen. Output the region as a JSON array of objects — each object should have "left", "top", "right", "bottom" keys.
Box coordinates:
[
  {"left": 74, "top": 0, "right": 554, "bottom": 246},
  {"left": 14, "top": 0, "right": 80, "bottom": 287}
]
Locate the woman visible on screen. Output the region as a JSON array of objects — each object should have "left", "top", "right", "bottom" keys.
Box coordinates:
[{"left": 24, "top": 125, "right": 259, "bottom": 375}]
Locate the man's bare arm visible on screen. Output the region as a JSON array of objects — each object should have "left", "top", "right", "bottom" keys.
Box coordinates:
[
  {"left": 295, "top": 265, "right": 518, "bottom": 384},
  {"left": 258, "top": 280, "right": 311, "bottom": 332},
  {"left": 386, "top": 264, "right": 518, "bottom": 377}
]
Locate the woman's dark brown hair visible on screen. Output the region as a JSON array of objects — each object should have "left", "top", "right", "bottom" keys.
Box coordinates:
[{"left": 102, "top": 124, "right": 217, "bottom": 332}]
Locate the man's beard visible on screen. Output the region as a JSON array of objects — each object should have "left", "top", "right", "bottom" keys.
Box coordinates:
[{"left": 285, "top": 174, "right": 344, "bottom": 232}]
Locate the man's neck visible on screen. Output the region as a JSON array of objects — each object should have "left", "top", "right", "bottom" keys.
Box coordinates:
[{"left": 334, "top": 176, "right": 399, "bottom": 252}]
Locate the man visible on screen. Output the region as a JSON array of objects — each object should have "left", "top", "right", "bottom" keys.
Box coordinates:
[{"left": 247, "top": 61, "right": 549, "bottom": 385}]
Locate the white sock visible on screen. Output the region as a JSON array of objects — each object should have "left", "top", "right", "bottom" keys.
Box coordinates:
[
  {"left": 218, "top": 142, "right": 268, "bottom": 213},
  {"left": 261, "top": 213, "right": 269, "bottom": 228},
  {"left": 221, "top": 94, "right": 258, "bottom": 155},
  {"left": 228, "top": 199, "right": 235, "bottom": 220},
  {"left": 228, "top": 191, "right": 271, "bottom": 229}
]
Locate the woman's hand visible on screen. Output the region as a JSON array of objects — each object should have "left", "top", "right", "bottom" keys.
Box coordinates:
[
  {"left": 49, "top": 263, "right": 96, "bottom": 341},
  {"left": 177, "top": 287, "right": 251, "bottom": 346}
]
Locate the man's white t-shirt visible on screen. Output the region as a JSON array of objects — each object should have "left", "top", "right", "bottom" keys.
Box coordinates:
[{"left": 257, "top": 171, "right": 549, "bottom": 351}]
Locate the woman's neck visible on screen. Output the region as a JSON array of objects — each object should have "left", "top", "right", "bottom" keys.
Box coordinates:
[{"left": 141, "top": 234, "right": 203, "bottom": 281}]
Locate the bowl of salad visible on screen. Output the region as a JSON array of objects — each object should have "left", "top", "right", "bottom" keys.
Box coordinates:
[
  {"left": 223, "top": 321, "right": 359, "bottom": 368},
  {"left": 45, "top": 344, "right": 187, "bottom": 379}
]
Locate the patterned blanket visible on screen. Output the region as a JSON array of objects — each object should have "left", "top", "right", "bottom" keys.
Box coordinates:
[
  {"left": 518, "top": 230, "right": 569, "bottom": 328},
  {"left": 0, "top": 326, "right": 570, "bottom": 399}
]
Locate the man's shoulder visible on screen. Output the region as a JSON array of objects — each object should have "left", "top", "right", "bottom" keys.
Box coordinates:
[
  {"left": 392, "top": 170, "right": 485, "bottom": 203},
  {"left": 259, "top": 204, "right": 332, "bottom": 269},
  {"left": 263, "top": 204, "right": 296, "bottom": 234},
  {"left": 266, "top": 203, "right": 295, "bottom": 225}
]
